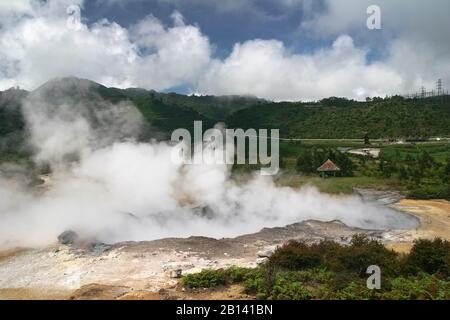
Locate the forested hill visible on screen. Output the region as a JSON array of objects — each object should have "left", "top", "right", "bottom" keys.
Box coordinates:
[
  {"left": 226, "top": 96, "right": 450, "bottom": 139},
  {"left": 1, "top": 78, "right": 450, "bottom": 146},
  {"left": 0, "top": 77, "right": 264, "bottom": 141}
]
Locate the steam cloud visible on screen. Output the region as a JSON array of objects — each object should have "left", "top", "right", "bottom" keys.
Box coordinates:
[{"left": 0, "top": 88, "right": 418, "bottom": 248}]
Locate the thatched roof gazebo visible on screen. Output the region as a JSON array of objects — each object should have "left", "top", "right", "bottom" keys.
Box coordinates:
[{"left": 317, "top": 159, "right": 341, "bottom": 177}]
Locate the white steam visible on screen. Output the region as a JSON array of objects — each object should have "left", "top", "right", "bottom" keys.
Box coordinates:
[{"left": 0, "top": 92, "right": 417, "bottom": 248}]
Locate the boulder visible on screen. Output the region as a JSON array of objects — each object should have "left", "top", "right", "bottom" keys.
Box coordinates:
[
  {"left": 169, "top": 269, "right": 183, "bottom": 278},
  {"left": 257, "top": 245, "right": 277, "bottom": 258},
  {"left": 256, "top": 257, "right": 269, "bottom": 265},
  {"left": 57, "top": 230, "right": 79, "bottom": 245}
]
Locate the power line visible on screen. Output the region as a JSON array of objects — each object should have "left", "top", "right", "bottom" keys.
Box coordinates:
[{"left": 403, "top": 78, "right": 448, "bottom": 99}]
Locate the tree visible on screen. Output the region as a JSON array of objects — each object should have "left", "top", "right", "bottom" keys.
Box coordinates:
[
  {"left": 296, "top": 150, "right": 314, "bottom": 173},
  {"left": 442, "top": 158, "right": 450, "bottom": 183}
]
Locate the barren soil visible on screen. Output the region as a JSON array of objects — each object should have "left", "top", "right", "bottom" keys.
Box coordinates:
[{"left": 1, "top": 198, "right": 449, "bottom": 300}]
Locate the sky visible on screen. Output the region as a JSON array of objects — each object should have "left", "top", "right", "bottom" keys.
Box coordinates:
[{"left": 0, "top": 0, "right": 449, "bottom": 101}]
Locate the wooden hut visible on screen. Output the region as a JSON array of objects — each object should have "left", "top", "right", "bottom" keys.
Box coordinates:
[{"left": 317, "top": 159, "right": 341, "bottom": 178}]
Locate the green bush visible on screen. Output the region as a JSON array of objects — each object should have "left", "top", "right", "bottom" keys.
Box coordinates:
[
  {"left": 227, "top": 267, "right": 268, "bottom": 296},
  {"left": 332, "top": 281, "right": 377, "bottom": 300},
  {"left": 267, "top": 236, "right": 399, "bottom": 277},
  {"left": 268, "top": 273, "right": 312, "bottom": 300},
  {"left": 182, "top": 237, "right": 450, "bottom": 300},
  {"left": 267, "top": 242, "right": 322, "bottom": 271},
  {"left": 227, "top": 266, "right": 255, "bottom": 282},
  {"left": 381, "top": 274, "right": 450, "bottom": 300},
  {"left": 333, "top": 235, "right": 399, "bottom": 277},
  {"left": 402, "top": 238, "right": 450, "bottom": 277},
  {"left": 182, "top": 269, "right": 227, "bottom": 288},
  {"left": 182, "top": 267, "right": 265, "bottom": 291}
]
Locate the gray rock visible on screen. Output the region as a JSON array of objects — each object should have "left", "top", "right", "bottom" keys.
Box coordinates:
[
  {"left": 256, "top": 257, "right": 269, "bottom": 265},
  {"left": 257, "top": 245, "right": 277, "bottom": 258},
  {"left": 169, "top": 269, "right": 183, "bottom": 278},
  {"left": 90, "top": 242, "right": 111, "bottom": 255},
  {"left": 57, "top": 230, "right": 79, "bottom": 245}
]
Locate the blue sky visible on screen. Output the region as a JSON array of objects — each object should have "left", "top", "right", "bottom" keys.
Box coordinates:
[
  {"left": 82, "top": 0, "right": 379, "bottom": 59},
  {"left": 84, "top": 0, "right": 312, "bottom": 58},
  {"left": 0, "top": 0, "right": 449, "bottom": 101}
]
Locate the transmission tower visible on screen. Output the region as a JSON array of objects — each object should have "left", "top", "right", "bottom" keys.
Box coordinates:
[
  {"left": 420, "top": 86, "right": 426, "bottom": 98},
  {"left": 437, "top": 79, "right": 443, "bottom": 96}
]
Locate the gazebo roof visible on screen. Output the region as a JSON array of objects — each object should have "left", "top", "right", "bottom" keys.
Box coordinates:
[{"left": 317, "top": 159, "right": 341, "bottom": 172}]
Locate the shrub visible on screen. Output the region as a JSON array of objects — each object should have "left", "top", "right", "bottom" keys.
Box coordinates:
[
  {"left": 267, "top": 236, "right": 399, "bottom": 278},
  {"left": 332, "top": 281, "right": 377, "bottom": 300},
  {"left": 266, "top": 241, "right": 324, "bottom": 271},
  {"left": 268, "top": 272, "right": 312, "bottom": 300},
  {"left": 381, "top": 274, "right": 450, "bottom": 300},
  {"left": 329, "top": 272, "right": 360, "bottom": 291},
  {"left": 182, "top": 269, "right": 227, "bottom": 288},
  {"left": 182, "top": 237, "right": 450, "bottom": 300},
  {"left": 402, "top": 238, "right": 450, "bottom": 277},
  {"left": 227, "top": 266, "right": 255, "bottom": 283},
  {"left": 226, "top": 267, "right": 268, "bottom": 296},
  {"left": 333, "top": 235, "right": 399, "bottom": 277}
]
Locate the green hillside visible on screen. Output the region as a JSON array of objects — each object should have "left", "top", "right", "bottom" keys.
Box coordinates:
[
  {"left": 1, "top": 78, "right": 450, "bottom": 151},
  {"left": 226, "top": 96, "right": 450, "bottom": 139},
  {"left": 0, "top": 88, "right": 27, "bottom": 136},
  {"left": 0, "top": 88, "right": 28, "bottom": 160}
]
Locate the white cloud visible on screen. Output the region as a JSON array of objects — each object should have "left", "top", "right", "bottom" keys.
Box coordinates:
[
  {"left": 0, "top": 0, "right": 449, "bottom": 100},
  {"left": 0, "top": 0, "right": 33, "bottom": 19},
  {"left": 198, "top": 36, "right": 402, "bottom": 101},
  {"left": 129, "top": 13, "right": 211, "bottom": 90},
  {"left": 0, "top": 0, "right": 211, "bottom": 91},
  {"left": 299, "top": 0, "right": 450, "bottom": 95}
]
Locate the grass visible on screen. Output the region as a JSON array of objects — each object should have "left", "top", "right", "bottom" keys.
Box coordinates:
[
  {"left": 382, "top": 142, "right": 450, "bottom": 163},
  {"left": 248, "top": 140, "right": 450, "bottom": 199},
  {"left": 281, "top": 140, "right": 450, "bottom": 161},
  {"left": 276, "top": 174, "right": 404, "bottom": 195}
]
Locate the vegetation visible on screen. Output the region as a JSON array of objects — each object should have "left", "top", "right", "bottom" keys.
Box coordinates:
[
  {"left": 296, "top": 147, "right": 354, "bottom": 176},
  {"left": 227, "top": 96, "right": 450, "bottom": 139},
  {"left": 1, "top": 78, "right": 449, "bottom": 200},
  {"left": 272, "top": 140, "right": 450, "bottom": 200},
  {"left": 2, "top": 79, "right": 450, "bottom": 148},
  {"left": 183, "top": 236, "right": 450, "bottom": 300}
]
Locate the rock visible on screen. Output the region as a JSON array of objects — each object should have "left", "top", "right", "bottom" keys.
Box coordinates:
[
  {"left": 169, "top": 269, "right": 183, "bottom": 278},
  {"left": 257, "top": 246, "right": 277, "bottom": 258},
  {"left": 256, "top": 257, "right": 269, "bottom": 265},
  {"left": 57, "top": 230, "right": 79, "bottom": 245},
  {"left": 90, "top": 242, "right": 111, "bottom": 255}
]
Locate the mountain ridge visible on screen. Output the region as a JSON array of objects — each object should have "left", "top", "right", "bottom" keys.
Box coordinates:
[{"left": 1, "top": 77, "right": 450, "bottom": 146}]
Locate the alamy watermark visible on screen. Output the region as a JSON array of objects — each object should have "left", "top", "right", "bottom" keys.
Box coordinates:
[
  {"left": 171, "top": 121, "right": 280, "bottom": 176},
  {"left": 367, "top": 5, "right": 382, "bottom": 30},
  {"left": 366, "top": 265, "right": 381, "bottom": 289},
  {"left": 66, "top": 4, "right": 82, "bottom": 30}
]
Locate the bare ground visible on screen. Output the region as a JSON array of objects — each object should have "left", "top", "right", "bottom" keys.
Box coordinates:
[
  {"left": 0, "top": 220, "right": 373, "bottom": 300},
  {"left": 384, "top": 199, "right": 450, "bottom": 252},
  {"left": 1, "top": 199, "right": 449, "bottom": 300}
]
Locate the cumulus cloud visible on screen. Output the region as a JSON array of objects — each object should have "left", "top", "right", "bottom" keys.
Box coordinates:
[
  {"left": 128, "top": 12, "right": 211, "bottom": 90},
  {"left": 198, "top": 35, "right": 403, "bottom": 101},
  {"left": 300, "top": 0, "right": 450, "bottom": 94},
  {"left": 0, "top": 0, "right": 448, "bottom": 100},
  {"left": 0, "top": 0, "right": 211, "bottom": 91}
]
